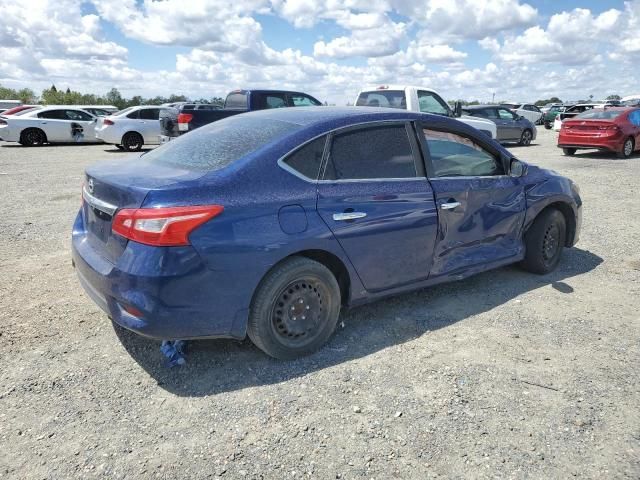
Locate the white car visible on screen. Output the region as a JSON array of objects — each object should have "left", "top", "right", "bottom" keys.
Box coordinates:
[
  {"left": 0, "top": 106, "right": 101, "bottom": 146},
  {"left": 500, "top": 103, "right": 543, "bottom": 124},
  {"left": 95, "top": 105, "right": 174, "bottom": 151}
]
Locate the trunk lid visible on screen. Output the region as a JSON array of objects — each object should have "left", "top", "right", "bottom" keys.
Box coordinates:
[
  {"left": 82, "top": 156, "right": 208, "bottom": 263},
  {"left": 562, "top": 119, "right": 618, "bottom": 135}
]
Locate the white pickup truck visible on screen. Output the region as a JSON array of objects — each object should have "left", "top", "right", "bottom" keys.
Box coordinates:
[{"left": 355, "top": 85, "right": 497, "bottom": 139}]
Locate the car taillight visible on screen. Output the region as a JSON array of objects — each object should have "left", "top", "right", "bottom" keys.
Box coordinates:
[
  {"left": 103, "top": 119, "right": 114, "bottom": 125},
  {"left": 177, "top": 113, "right": 193, "bottom": 124},
  {"left": 112, "top": 205, "right": 224, "bottom": 246},
  {"left": 598, "top": 125, "right": 619, "bottom": 130}
]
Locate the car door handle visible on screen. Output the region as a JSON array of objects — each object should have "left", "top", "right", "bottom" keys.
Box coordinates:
[
  {"left": 440, "top": 201, "right": 461, "bottom": 210},
  {"left": 333, "top": 212, "right": 367, "bottom": 221}
]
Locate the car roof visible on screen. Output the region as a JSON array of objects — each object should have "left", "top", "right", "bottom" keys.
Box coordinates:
[
  {"left": 238, "top": 106, "right": 465, "bottom": 133},
  {"left": 463, "top": 105, "right": 504, "bottom": 109},
  {"left": 358, "top": 85, "right": 437, "bottom": 93}
]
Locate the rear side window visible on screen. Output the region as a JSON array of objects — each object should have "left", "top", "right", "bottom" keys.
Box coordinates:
[
  {"left": 139, "top": 108, "right": 160, "bottom": 120},
  {"left": 290, "top": 94, "right": 321, "bottom": 107},
  {"left": 65, "top": 110, "right": 93, "bottom": 121},
  {"left": 255, "top": 93, "right": 287, "bottom": 109},
  {"left": 38, "top": 109, "right": 66, "bottom": 119},
  {"left": 283, "top": 136, "right": 326, "bottom": 180},
  {"left": 127, "top": 110, "right": 140, "bottom": 119},
  {"left": 424, "top": 129, "right": 503, "bottom": 177},
  {"left": 143, "top": 115, "right": 301, "bottom": 172},
  {"left": 324, "top": 125, "right": 416, "bottom": 180}
]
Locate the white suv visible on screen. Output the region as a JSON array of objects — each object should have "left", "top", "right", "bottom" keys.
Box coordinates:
[{"left": 95, "top": 105, "right": 174, "bottom": 151}]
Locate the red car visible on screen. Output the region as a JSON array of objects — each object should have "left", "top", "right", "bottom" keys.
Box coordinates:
[
  {"left": 0, "top": 105, "right": 40, "bottom": 116},
  {"left": 558, "top": 107, "right": 640, "bottom": 158}
]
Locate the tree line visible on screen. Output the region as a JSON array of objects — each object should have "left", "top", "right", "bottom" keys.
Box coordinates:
[{"left": 0, "top": 84, "right": 224, "bottom": 109}]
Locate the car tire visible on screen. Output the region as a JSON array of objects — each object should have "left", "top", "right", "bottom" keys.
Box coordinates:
[
  {"left": 121, "top": 132, "right": 143, "bottom": 152},
  {"left": 562, "top": 148, "right": 576, "bottom": 156},
  {"left": 248, "top": 256, "right": 341, "bottom": 360},
  {"left": 544, "top": 121, "right": 552, "bottom": 130},
  {"left": 617, "top": 137, "right": 634, "bottom": 159},
  {"left": 20, "top": 128, "right": 47, "bottom": 147},
  {"left": 519, "top": 129, "right": 533, "bottom": 146},
  {"left": 520, "top": 208, "right": 566, "bottom": 275}
]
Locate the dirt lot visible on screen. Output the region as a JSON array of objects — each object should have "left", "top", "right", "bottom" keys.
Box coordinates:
[{"left": 0, "top": 128, "right": 638, "bottom": 479}]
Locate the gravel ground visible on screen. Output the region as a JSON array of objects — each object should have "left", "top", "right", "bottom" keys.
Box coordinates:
[{"left": 0, "top": 128, "right": 638, "bottom": 479}]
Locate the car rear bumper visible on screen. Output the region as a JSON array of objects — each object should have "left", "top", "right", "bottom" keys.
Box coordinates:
[
  {"left": 558, "top": 134, "right": 624, "bottom": 153},
  {"left": 71, "top": 211, "right": 249, "bottom": 340},
  {"left": 95, "top": 127, "right": 122, "bottom": 145}
]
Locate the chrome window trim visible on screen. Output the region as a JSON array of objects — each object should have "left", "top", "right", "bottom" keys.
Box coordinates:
[{"left": 82, "top": 187, "right": 117, "bottom": 216}]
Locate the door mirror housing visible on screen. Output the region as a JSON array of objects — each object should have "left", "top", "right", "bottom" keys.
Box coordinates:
[
  {"left": 510, "top": 158, "right": 527, "bottom": 177},
  {"left": 453, "top": 101, "right": 463, "bottom": 118}
]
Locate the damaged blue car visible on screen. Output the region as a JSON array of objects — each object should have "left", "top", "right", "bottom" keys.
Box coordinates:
[{"left": 72, "top": 107, "right": 582, "bottom": 359}]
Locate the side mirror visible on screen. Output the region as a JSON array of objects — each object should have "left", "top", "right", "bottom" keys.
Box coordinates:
[
  {"left": 453, "top": 101, "right": 462, "bottom": 118},
  {"left": 510, "top": 158, "right": 527, "bottom": 177}
]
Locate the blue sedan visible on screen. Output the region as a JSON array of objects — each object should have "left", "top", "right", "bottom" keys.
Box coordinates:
[{"left": 72, "top": 107, "right": 582, "bottom": 359}]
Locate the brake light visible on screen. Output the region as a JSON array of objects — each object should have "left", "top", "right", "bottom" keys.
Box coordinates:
[
  {"left": 103, "top": 119, "right": 114, "bottom": 125},
  {"left": 112, "top": 205, "right": 224, "bottom": 246},
  {"left": 177, "top": 113, "right": 193, "bottom": 124},
  {"left": 598, "top": 125, "right": 619, "bottom": 130}
]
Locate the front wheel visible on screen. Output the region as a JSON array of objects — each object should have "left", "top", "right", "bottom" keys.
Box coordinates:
[
  {"left": 248, "top": 257, "right": 341, "bottom": 359},
  {"left": 519, "top": 129, "right": 533, "bottom": 146},
  {"left": 617, "top": 137, "right": 634, "bottom": 159},
  {"left": 121, "top": 132, "right": 143, "bottom": 151},
  {"left": 520, "top": 209, "right": 566, "bottom": 274},
  {"left": 562, "top": 148, "right": 576, "bottom": 156}
]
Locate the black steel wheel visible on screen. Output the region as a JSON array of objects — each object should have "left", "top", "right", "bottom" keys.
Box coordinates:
[
  {"left": 248, "top": 257, "right": 341, "bottom": 359},
  {"left": 20, "top": 128, "right": 47, "bottom": 146},
  {"left": 121, "top": 132, "right": 143, "bottom": 151},
  {"left": 520, "top": 208, "right": 566, "bottom": 274}
]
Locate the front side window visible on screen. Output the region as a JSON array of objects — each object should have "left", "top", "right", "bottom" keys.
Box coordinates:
[
  {"left": 417, "top": 91, "right": 450, "bottom": 116},
  {"left": 324, "top": 125, "right": 416, "bottom": 180},
  {"left": 65, "top": 110, "right": 93, "bottom": 121},
  {"left": 283, "top": 136, "right": 326, "bottom": 180},
  {"left": 139, "top": 108, "right": 160, "bottom": 120},
  {"left": 498, "top": 108, "right": 515, "bottom": 120},
  {"left": 424, "top": 129, "right": 503, "bottom": 177}
]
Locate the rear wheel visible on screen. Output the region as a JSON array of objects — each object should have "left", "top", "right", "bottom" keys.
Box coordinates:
[
  {"left": 519, "top": 129, "right": 533, "bottom": 146},
  {"left": 248, "top": 257, "right": 341, "bottom": 359},
  {"left": 617, "top": 137, "right": 634, "bottom": 159},
  {"left": 20, "top": 128, "right": 47, "bottom": 146},
  {"left": 121, "top": 132, "right": 143, "bottom": 151},
  {"left": 520, "top": 209, "right": 566, "bottom": 274},
  {"left": 562, "top": 148, "right": 576, "bottom": 156}
]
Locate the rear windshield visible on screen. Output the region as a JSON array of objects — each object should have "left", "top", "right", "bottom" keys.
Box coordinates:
[
  {"left": 143, "top": 115, "right": 301, "bottom": 172},
  {"left": 576, "top": 110, "right": 625, "bottom": 119},
  {"left": 115, "top": 107, "right": 135, "bottom": 116},
  {"left": 225, "top": 92, "right": 248, "bottom": 109},
  {"left": 356, "top": 90, "right": 407, "bottom": 109}
]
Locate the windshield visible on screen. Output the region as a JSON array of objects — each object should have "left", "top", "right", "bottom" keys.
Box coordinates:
[
  {"left": 356, "top": 90, "right": 407, "bottom": 109},
  {"left": 143, "top": 115, "right": 301, "bottom": 172},
  {"left": 114, "top": 107, "right": 135, "bottom": 116},
  {"left": 576, "top": 109, "right": 625, "bottom": 120}
]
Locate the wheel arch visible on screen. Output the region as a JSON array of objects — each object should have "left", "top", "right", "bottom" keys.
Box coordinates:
[
  {"left": 121, "top": 130, "right": 143, "bottom": 143},
  {"left": 529, "top": 201, "right": 577, "bottom": 247},
  {"left": 289, "top": 249, "right": 351, "bottom": 306},
  {"left": 20, "top": 127, "right": 48, "bottom": 144}
]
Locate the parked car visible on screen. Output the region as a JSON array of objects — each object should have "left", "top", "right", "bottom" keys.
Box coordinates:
[
  {"left": 543, "top": 104, "right": 571, "bottom": 129},
  {"left": 500, "top": 103, "right": 544, "bottom": 124},
  {"left": 558, "top": 107, "right": 640, "bottom": 158},
  {"left": 462, "top": 105, "right": 536, "bottom": 145},
  {"left": 0, "top": 106, "right": 100, "bottom": 145},
  {"left": 541, "top": 103, "right": 563, "bottom": 114},
  {"left": 95, "top": 105, "right": 174, "bottom": 151},
  {"left": 76, "top": 105, "right": 118, "bottom": 117},
  {"left": 159, "top": 90, "right": 322, "bottom": 141},
  {"left": 73, "top": 107, "right": 582, "bottom": 359},
  {"left": 355, "top": 85, "right": 497, "bottom": 139},
  {"left": 0, "top": 100, "right": 22, "bottom": 112},
  {"left": 622, "top": 95, "right": 640, "bottom": 107},
  {"left": 553, "top": 103, "right": 600, "bottom": 131},
  {"left": 0, "top": 105, "right": 41, "bottom": 116}
]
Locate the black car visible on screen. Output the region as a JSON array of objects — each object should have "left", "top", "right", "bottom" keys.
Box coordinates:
[{"left": 463, "top": 105, "right": 537, "bottom": 146}]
